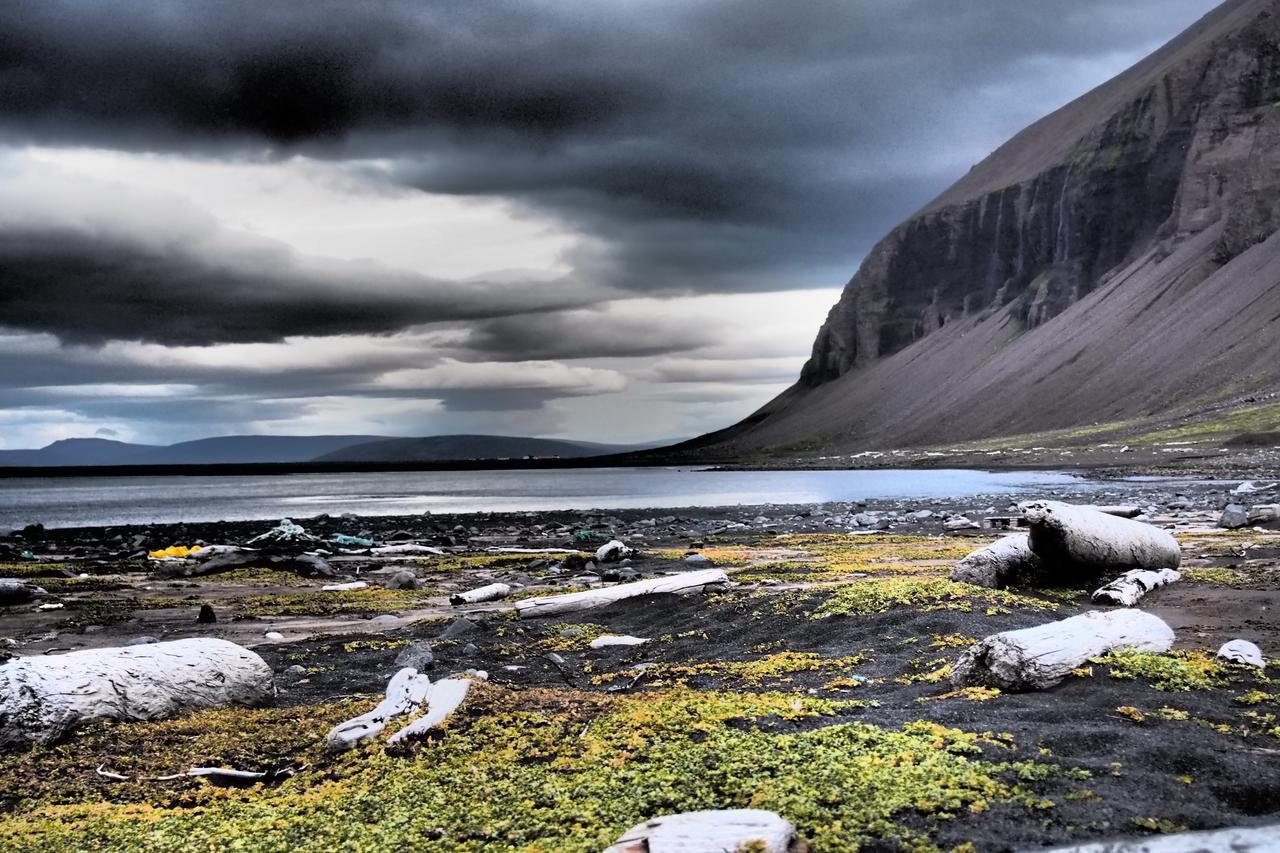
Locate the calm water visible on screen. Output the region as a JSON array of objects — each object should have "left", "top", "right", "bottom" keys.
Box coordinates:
[{"left": 0, "top": 467, "right": 1109, "bottom": 529}]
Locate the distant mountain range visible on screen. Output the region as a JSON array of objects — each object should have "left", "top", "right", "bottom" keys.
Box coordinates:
[{"left": 0, "top": 434, "right": 671, "bottom": 467}]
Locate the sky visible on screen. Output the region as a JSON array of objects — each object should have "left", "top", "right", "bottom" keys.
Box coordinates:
[{"left": 0, "top": 0, "right": 1224, "bottom": 448}]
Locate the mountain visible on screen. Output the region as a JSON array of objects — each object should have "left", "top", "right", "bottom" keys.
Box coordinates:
[
  {"left": 314, "top": 435, "right": 655, "bottom": 463},
  {"left": 0, "top": 438, "right": 161, "bottom": 467},
  {"left": 128, "top": 435, "right": 387, "bottom": 465},
  {"left": 686, "top": 0, "right": 1280, "bottom": 457}
]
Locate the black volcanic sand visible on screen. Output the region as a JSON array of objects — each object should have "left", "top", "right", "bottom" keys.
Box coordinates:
[{"left": 2, "top": 482, "right": 1279, "bottom": 851}]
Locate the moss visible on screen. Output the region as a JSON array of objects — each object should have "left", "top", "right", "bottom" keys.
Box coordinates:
[
  {"left": 1101, "top": 650, "right": 1237, "bottom": 692},
  {"left": 237, "top": 587, "right": 442, "bottom": 617},
  {"left": 1129, "top": 402, "right": 1280, "bottom": 444},
  {"left": 1180, "top": 567, "right": 1249, "bottom": 586},
  {"left": 604, "top": 651, "right": 870, "bottom": 688},
  {"left": 815, "top": 579, "right": 1056, "bottom": 618},
  {"left": 0, "top": 686, "right": 1050, "bottom": 853}
]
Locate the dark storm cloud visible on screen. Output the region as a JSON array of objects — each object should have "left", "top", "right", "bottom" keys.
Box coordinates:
[
  {"left": 0, "top": 0, "right": 1224, "bottom": 307},
  {"left": 0, "top": 227, "right": 589, "bottom": 345}
]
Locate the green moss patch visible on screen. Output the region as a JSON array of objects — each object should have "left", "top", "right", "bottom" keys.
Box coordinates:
[{"left": 815, "top": 579, "right": 1058, "bottom": 618}]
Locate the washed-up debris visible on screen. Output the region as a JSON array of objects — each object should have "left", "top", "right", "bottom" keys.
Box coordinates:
[
  {"left": 1217, "top": 639, "right": 1265, "bottom": 669},
  {"left": 147, "top": 545, "right": 203, "bottom": 559},
  {"left": 386, "top": 678, "right": 471, "bottom": 744},
  {"left": 1020, "top": 501, "right": 1180, "bottom": 576},
  {"left": 247, "top": 519, "right": 321, "bottom": 550},
  {"left": 1085, "top": 505, "right": 1143, "bottom": 518},
  {"left": 320, "top": 581, "right": 368, "bottom": 592},
  {"left": 1232, "top": 480, "right": 1278, "bottom": 495},
  {"left": 96, "top": 762, "right": 304, "bottom": 787},
  {"left": 449, "top": 582, "right": 511, "bottom": 606},
  {"left": 329, "top": 534, "right": 374, "bottom": 548},
  {"left": 1038, "top": 822, "right": 1280, "bottom": 852},
  {"left": 604, "top": 809, "right": 806, "bottom": 853},
  {"left": 167, "top": 548, "right": 337, "bottom": 579},
  {"left": 950, "top": 535, "right": 1041, "bottom": 589},
  {"left": 595, "top": 540, "right": 634, "bottom": 563},
  {"left": 589, "top": 635, "right": 650, "bottom": 649},
  {"left": 0, "top": 639, "right": 274, "bottom": 747},
  {"left": 486, "top": 547, "right": 579, "bottom": 555},
  {"left": 1091, "top": 569, "right": 1181, "bottom": 607},
  {"left": 369, "top": 544, "right": 446, "bottom": 557},
  {"left": 327, "top": 667, "right": 433, "bottom": 751},
  {"left": 951, "top": 610, "right": 1175, "bottom": 692},
  {"left": 515, "top": 569, "right": 731, "bottom": 618},
  {"left": 0, "top": 578, "right": 48, "bottom": 606}
]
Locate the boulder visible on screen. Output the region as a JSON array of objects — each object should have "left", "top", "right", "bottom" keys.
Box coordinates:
[
  {"left": 596, "top": 540, "right": 635, "bottom": 563},
  {"left": 1219, "top": 504, "right": 1250, "bottom": 529},
  {"left": 385, "top": 570, "right": 420, "bottom": 590},
  {"left": 1247, "top": 504, "right": 1279, "bottom": 525},
  {"left": 394, "top": 640, "right": 435, "bottom": 671},
  {"left": 1217, "top": 639, "right": 1265, "bottom": 668}
]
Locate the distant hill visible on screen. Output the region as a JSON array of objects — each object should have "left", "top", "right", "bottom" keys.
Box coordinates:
[
  {"left": 314, "top": 434, "right": 653, "bottom": 463},
  {"left": 0, "top": 434, "right": 673, "bottom": 467}
]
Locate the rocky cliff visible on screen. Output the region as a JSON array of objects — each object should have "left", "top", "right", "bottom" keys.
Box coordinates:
[{"left": 698, "top": 0, "right": 1280, "bottom": 455}]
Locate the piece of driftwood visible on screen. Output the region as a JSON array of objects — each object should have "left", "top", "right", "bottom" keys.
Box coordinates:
[
  {"left": 449, "top": 583, "right": 512, "bottom": 606},
  {"left": 1035, "top": 822, "right": 1280, "bottom": 852},
  {"left": 1217, "top": 639, "right": 1266, "bottom": 668},
  {"left": 0, "top": 639, "right": 274, "bottom": 747},
  {"left": 950, "top": 535, "right": 1042, "bottom": 589},
  {"left": 604, "top": 809, "right": 807, "bottom": 853},
  {"left": 951, "top": 610, "right": 1175, "bottom": 692},
  {"left": 321, "top": 581, "right": 368, "bottom": 592},
  {"left": 386, "top": 678, "right": 471, "bottom": 744},
  {"left": 486, "top": 547, "right": 579, "bottom": 555},
  {"left": 1085, "top": 505, "right": 1143, "bottom": 518},
  {"left": 0, "top": 578, "right": 48, "bottom": 606},
  {"left": 1020, "top": 501, "right": 1181, "bottom": 576},
  {"left": 171, "top": 549, "right": 337, "bottom": 578},
  {"left": 369, "top": 544, "right": 446, "bottom": 557},
  {"left": 247, "top": 519, "right": 322, "bottom": 549},
  {"left": 515, "top": 569, "right": 730, "bottom": 618},
  {"left": 1091, "top": 569, "right": 1181, "bottom": 606},
  {"left": 589, "top": 635, "right": 651, "bottom": 649},
  {"left": 326, "top": 667, "right": 432, "bottom": 751},
  {"left": 96, "top": 762, "right": 303, "bottom": 787}
]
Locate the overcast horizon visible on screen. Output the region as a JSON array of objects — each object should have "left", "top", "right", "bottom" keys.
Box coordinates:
[{"left": 0, "top": 0, "right": 1223, "bottom": 450}]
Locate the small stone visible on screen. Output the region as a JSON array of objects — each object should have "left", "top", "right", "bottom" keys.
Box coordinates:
[
  {"left": 264, "top": 631, "right": 286, "bottom": 641},
  {"left": 684, "top": 553, "right": 713, "bottom": 567},
  {"left": 197, "top": 604, "right": 217, "bottom": 624},
  {"left": 281, "top": 664, "right": 308, "bottom": 680},
  {"left": 369, "top": 614, "right": 398, "bottom": 627},
  {"left": 461, "top": 642, "right": 478, "bottom": 657},
  {"left": 394, "top": 640, "right": 435, "bottom": 671},
  {"left": 384, "top": 570, "right": 420, "bottom": 590},
  {"left": 438, "top": 618, "right": 478, "bottom": 640},
  {"left": 124, "top": 635, "right": 159, "bottom": 646}
]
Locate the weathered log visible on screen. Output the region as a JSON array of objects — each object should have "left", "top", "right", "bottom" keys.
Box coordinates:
[
  {"left": 326, "top": 667, "right": 431, "bottom": 752},
  {"left": 951, "top": 610, "right": 1175, "bottom": 692},
  {"left": 320, "top": 580, "right": 367, "bottom": 592},
  {"left": 386, "top": 678, "right": 471, "bottom": 744},
  {"left": 0, "top": 639, "right": 274, "bottom": 748},
  {"left": 950, "top": 535, "right": 1042, "bottom": 589},
  {"left": 1091, "top": 569, "right": 1181, "bottom": 607},
  {"left": 589, "top": 635, "right": 650, "bottom": 649},
  {"left": 369, "top": 544, "right": 446, "bottom": 557},
  {"left": 1020, "top": 501, "right": 1181, "bottom": 576},
  {"left": 0, "top": 578, "right": 48, "bottom": 606},
  {"left": 1086, "top": 505, "right": 1143, "bottom": 518},
  {"left": 487, "top": 547, "right": 579, "bottom": 555},
  {"left": 170, "top": 548, "right": 337, "bottom": 578},
  {"left": 1217, "top": 639, "right": 1265, "bottom": 668},
  {"left": 1035, "top": 822, "right": 1280, "bottom": 852},
  {"left": 515, "top": 569, "right": 730, "bottom": 619},
  {"left": 449, "top": 582, "right": 512, "bottom": 606},
  {"left": 604, "top": 809, "right": 806, "bottom": 853}
]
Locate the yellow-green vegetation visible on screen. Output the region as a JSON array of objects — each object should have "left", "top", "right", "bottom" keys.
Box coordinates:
[
  {"left": 816, "top": 579, "right": 1057, "bottom": 618},
  {"left": 1180, "top": 567, "right": 1250, "bottom": 586},
  {"left": 238, "top": 586, "right": 441, "bottom": 617},
  {"left": 190, "top": 566, "right": 307, "bottom": 586},
  {"left": 0, "top": 562, "right": 72, "bottom": 578},
  {"left": 919, "top": 687, "right": 1001, "bottom": 703},
  {"left": 1101, "top": 650, "right": 1240, "bottom": 692},
  {"left": 0, "top": 685, "right": 1058, "bottom": 853},
  {"left": 614, "top": 651, "right": 870, "bottom": 688},
  {"left": 1130, "top": 402, "right": 1280, "bottom": 445}
]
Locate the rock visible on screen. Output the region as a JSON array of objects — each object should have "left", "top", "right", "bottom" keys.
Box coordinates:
[
  {"left": 1217, "top": 639, "right": 1265, "bottom": 668},
  {"left": 909, "top": 510, "right": 934, "bottom": 521},
  {"left": 369, "top": 614, "right": 399, "bottom": 627},
  {"left": 461, "top": 642, "right": 478, "bottom": 657},
  {"left": 604, "top": 809, "right": 805, "bottom": 853},
  {"left": 595, "top": 540, "right": 635, "bottom": 563},
  {"left": 438, "top": 618, "right": 478, "bottom": 640},
  {"left": 0, "top": 578, "right": 48, "bottom": 606},
  {"left": 394, "top": 640, "right": 435, "bottom": 671},
  {"left": 683, "top": 553, "right": 713, "bottom": 567},
  {"left": 944, "top": 515, "right": 980, "bottom": 531},
  {"left": 197, "top": 604, "right": 217, "bottom": 624},
  {"left": 263, "top": 631, "right": 286, "bottom": 641},
  {"left": 1247, "top": 504, "right": 1279, "bottom": 525},
  {"left": 1219, "top": 504, "right": 1250, "bottom": 529},
  {"left": 124, "top": 635, "right": 160, "bottom": 646},
  {"left": 852, "top": 513, "right": 878, "bottom": 527},
  {"left": 281, "top": 664, "right": 308, "bottom": 681},
  {"left": 601, "top": 566, "right": 640, "bottom": 582},
  {"left": 384, "top": 570, "right": 420, "bottom": 590}
]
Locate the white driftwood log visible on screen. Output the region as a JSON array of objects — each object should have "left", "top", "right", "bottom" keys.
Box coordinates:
[
  {"left": 326, "top": 667, "right": 432, "bottom": 751},
  {"left": 450, "top": 582, "right": 512, "bottom": 606},
  {"left": 604, "top": 809, "right": 803, "bottom": 853},
  {"left": 1035, "top": 822, "right": 1280, "bottom": 852},
  {"left": 596, "top": 540, "right": 634, "bottom": 563},
  {"left": 951, "top": 610, "right": 1175, "bottom": 692},
  {"left": 1020, "top": 501, "right": 1181, "bottom": 575},
  {"left": 515, "top": 569, "right": 730, "bottom": 618},
  {"left": 0, "top": 578, "right": 48, "bottom": 606},
  {"left": 1217, "top": 639, "right": 1266, "bottom": 668},
  {"left": 486, "top": 547, "right": 579, "bottom": 555},
  {"left": 950, "top": 535, "right": 1042, "bottom": 589},
  {"left": 1085, "top": 505, "right": 1143, "bottom": 518},
  {"left": 321, "top": 581, "right": 368, "bottom": 592},
  {"left": 369, "top": 544, "right": 446, "bottom": 557},
  {"left": 0, "top": 639, "right": 274, "bottom": 747},
  {"left": 386, "top": 678, "right": 471, "bottom": 744},
  {"left": 1091, "top": 569, "right": 1181, "bottom": 606},
  {"left": 589, "top": 635, "right": 651, "bottom": 649}
]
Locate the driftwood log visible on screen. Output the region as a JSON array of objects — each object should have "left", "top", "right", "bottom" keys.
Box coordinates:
[
  {"left": 950, "top": 535, "right": 1042, "bottom": 589},
  {"left": 515, "top": 569, "right": 730, "bottom": 618},
  {"left": 1091, "top": 569, "right": 1181, "bottom": 606},
  {"left": 386, "top": 678, "right": 471, "bottom": 744},
  {"left": 450, "top": 583, "right": 512, "bottom": 606},
  {"left": 326, "top": 667, "right": 432, "bottom": 751},
  {"left": 604, "top": 809, "right": 806, "bottom": 853},
  {"left": 1020, "top": 501, "right": 1180, "bottom": 576},
  {"left": 0, "top": 639, "right": 274, "bottom": 748},
  {"left": 951, "top": 610, "right": 1174, "bottom": 692},
  {"left": 1217, "top": 639, "right": 1266, "bottom": 668},
  {"left": 0, "top": 578, "right": 48, "bottom": 606},
  {"left": 1037, "top": 822, "right": 1280, "bottom": 852}
]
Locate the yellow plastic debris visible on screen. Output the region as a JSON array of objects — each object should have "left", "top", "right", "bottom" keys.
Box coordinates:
[{"left": 147, "top": 545, "right": 203, "bottom": 559}]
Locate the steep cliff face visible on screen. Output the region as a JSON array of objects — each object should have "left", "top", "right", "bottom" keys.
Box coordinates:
[{"left": 704, "top": 0, "right": 1280, "bottom": 454}]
